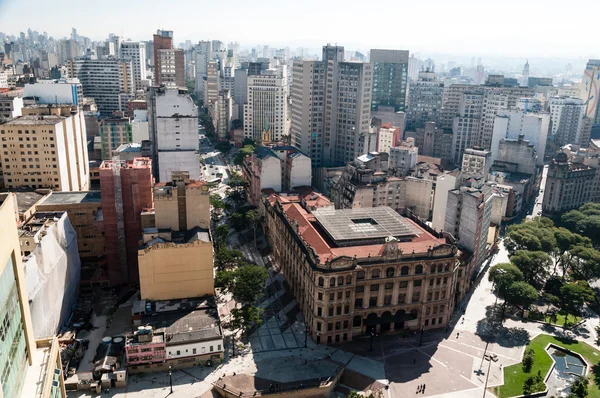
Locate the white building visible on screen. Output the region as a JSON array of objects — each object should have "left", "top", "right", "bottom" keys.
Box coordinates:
[
  {"left": 216, "top": 90, "right": 233, "bottom": 139},
  {"left": 462, "top": 148, "right": 491, "bottom": 179},
  {"left": 491, "top": 108, "right": 549, "bottom": 165},
  {"left": 377, "top": 126, "right": 398, "bottom": 153},
  {"left": 132, "top": 109, "right": 149, "bottom": 142},
  {"left": 204, "top": 61, "right": 220, "bottom": 107},
  {"left": 23, "top": 78, "right": 83, "bottom": 105},
  {"left": 389, "top": 140, "right": 418, "bottom": 177},
  {"left": 195, "top": 41, "right": 212, "bottom": 98},
  {"left": 68, "top": 58, "right": 134, "bottom": 114},
  {"left": 147, "top": 86, "right": 200, "bottom": 182},
  {"left": 244, "top": 67, "right": 288, "bottom": 141},
  {"left": 549, "top": 97, "right": 586, "bottom": 146},
  {"left": 431, "top": 170, "right": 462, "bottom": 232},
  {"left": 121, "top": 41, "right": 147, "bottom": 91},
  {"left": 0, "top": 96, "right": 23, "bottom": 122},
  {"left": 0, "top": 71, "right": 8, "bottom": 88}
]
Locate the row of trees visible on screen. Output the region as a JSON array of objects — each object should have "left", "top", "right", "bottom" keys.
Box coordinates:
[{"left": 490, "top": 213, "right": 598, "bottom": 324}]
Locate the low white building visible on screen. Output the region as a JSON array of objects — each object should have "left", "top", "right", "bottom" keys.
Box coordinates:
[
  {"left": 462, "top": 148, "right": 491, "bottom": 179},
  {"left": 132, "top": 109, "right": 149, "bottom": 142},
  {"left": 389, "top": 139, "right": 418, "bottom": 176},
  {"left": 491, "top": 108, "right": 549, "bottom": 165},
  {"left": 0, "top": 95, "right": 23, "bottom": 122}
]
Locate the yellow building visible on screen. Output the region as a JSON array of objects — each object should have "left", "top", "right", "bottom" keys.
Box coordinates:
[
  {"left": 0, "top": 193, "right": 66, "bottom": 398},
  {"left": 138, "top": 172, "right": 214, "bottom": 301},
  {"left": 0, "top": 104, "right": 89, "bottom": 191}
]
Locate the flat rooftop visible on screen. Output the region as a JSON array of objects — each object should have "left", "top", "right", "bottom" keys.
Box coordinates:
[
  {"left": 313, "top": 207, "right": 422, "bottom": 243},
  {"left": 40, "top": 191, "right": 101, "bottom": 205},
  {"left": 4, "top": 115, "right": 65, "bottom": 125},
  {"left": 3, "top": 190, "right": 47, "bottom": 214}
]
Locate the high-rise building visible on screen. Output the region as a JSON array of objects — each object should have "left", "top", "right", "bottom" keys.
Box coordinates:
[
  {"left": 67, "top": 58, "right": 134, "bottom": 114},
  {"left": 0, "top": 193, "right": 67, "bottom": 398},
  {"left": 100, "top": 158, "right": 153, "bottom": 285},
  {"left": 139, "top": 172, "right": 213, "bottom": 301},
  {"left": 291, "top": 44, "right": 373, "bottom": 169},
  {"left": 445, "top": 183, "right": 493, "bottom": 271},
  {"left": 243, "top": 67, "right": 288, "bottom": 141},
  {"left": 216, "top": 89, "right": 233, "bottom": 139},
  {"left": 121, "top": 41, "right": 147, "bottom": 90},
  {"left": 491, "top": 107, "right": 550, "bottom": 165},
  {"left": 580, "top": 59, "right": 600, "bottom": 124},
  {"left": 194, "top": 40, "right": 211, "bottom": 98},
  {"left": 549, "top": 97, "right": 586, "bottom": 146},
  {"left": 157, "top": 48, "right": 185, "bottom": 88},
  {"left": 153, "top": 29, "right": 174, "bottom": 85},
  {"left": 370, "top": 49, "right": 409, "bottom": 112},
  {"left": 1, "top": 104, "right": 89, "bottom": 191},
  {"left": 521, "top": 60, "right": 529, "bottom": 87},
  {"left": 452, "top": 90, "right": 484, "bottom": 164},
  {"left": 406, "top": 69, "right": 444, "bottom": 129},
  {"left": 203, "top": 60, "right": 220, "bottom": 106},
  {"left": 147, "top": 86, "right": 200, "bottom": 182},
  {"left": 100, "top": 116, "right": 132, "bottom": 159}
]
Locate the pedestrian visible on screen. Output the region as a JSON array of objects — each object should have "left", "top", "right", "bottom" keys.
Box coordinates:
[
  {"left": 423, "top": 384, "right": 426, "bottom": 393},
  {"left": 417, "top": 385, "right": 421, "bottom": 394},
  {"left": 457, "top": 332, "right": 460, "bottom": 338},
  {"left": 413, "top": 358, "right": 416, "bottom": 364}
]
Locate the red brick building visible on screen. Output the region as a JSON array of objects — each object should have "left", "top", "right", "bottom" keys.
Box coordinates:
[{"left": 100, "top": 158, "right": 153, "bottom": 285}]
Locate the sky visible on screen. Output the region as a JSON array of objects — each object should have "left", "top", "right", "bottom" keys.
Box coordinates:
[{"left": 0, "top": 0, "right": 597, "bottom": 59}]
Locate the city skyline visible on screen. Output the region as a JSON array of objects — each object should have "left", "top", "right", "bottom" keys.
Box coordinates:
[{"left": 0, "top": 0, "right": 598, "bottom": 59}]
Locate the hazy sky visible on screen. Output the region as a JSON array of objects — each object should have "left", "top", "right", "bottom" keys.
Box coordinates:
[{"left": 0, "top": 0, "right": 597, "bottom": 59}]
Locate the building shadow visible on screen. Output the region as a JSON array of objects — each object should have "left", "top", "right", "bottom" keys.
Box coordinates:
[{"left": 476, "top": 304, "right": 530, "bottom": 347}]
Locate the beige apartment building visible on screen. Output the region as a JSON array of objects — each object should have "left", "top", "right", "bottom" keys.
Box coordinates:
[
  {"left": 138, "top": 172, "right": 213, "bottom": 300},
  {"left": 0, "top": 104, "right": 89, "bottom": 191}
]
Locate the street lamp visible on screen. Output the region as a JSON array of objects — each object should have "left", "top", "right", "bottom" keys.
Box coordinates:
[
  {"left": 369, "top": 331, "right": 377, "bottom": 351},
  {"left": 481, "top": 355, "right": 493, "bottom": 398},
  {"left": 169, "top": 365, "right": 173, "bottom": 394}
]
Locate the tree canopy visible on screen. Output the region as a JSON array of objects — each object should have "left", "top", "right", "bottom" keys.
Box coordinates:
[
  {"left": 234, "top": 144, "right": 256, "bottom": 165},
  {"left": 510, "top": 250, "right": 552, "bottom": 286},
  {"left": 505, "top": 218, "right": 556, "bottom": 256},
  {"left": 562, "top": 203, "right": 600, "bottom": 247},
  {"left": 504, "top": 281, "right": 539, "bottom": 312},
  {"left": 489, "top": 263, "right": 524, "bottom": 299}
]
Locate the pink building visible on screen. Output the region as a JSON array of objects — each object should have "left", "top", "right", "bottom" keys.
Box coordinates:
[{"left": 125, "top": 327, "right": 166, "bottom": 366}]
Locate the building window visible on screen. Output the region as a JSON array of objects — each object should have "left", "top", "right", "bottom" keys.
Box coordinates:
[
  {"left": 346, "top": 275, "right": 352, "bottom": 285},
  {"left": 399, "top": 281, "right": 408, "bottom": 288},
  {"left": 328, "top": 307, "right": 334, "bottom": 317},
  {"left": 357, "top": 271, "right": 365, "bottom": 280},
  {"left": 356, "top": 285, "right": 364, "bottom": 293},
  {"left": 328, "top": 323, "right": 333, "bottom": 332},
  {"left": 318, "top": 292, "right": 323, "bottom": 301},
  {"left": 370, "top": 284, "right": 379, "bottom": 291},
  {"left": 369, "top": 297, "right": 378, "bottom": 307},
  {"left": 337, "top": 276, "right": 344, "bottom": 286},
  {"left": 329, "top": 293, "right": 335, "bottom": 301},
  {"left": 386, "top": 267, "right": 394, "bottom": 277},
  {"left": 337, "top": 291, "right": 343, "bottom": 300},
  {"left": 336, "top": 306, "right": 342, "bottom": 316},
  {"left": 355, "top": 298, "right": 363, "bottom": 308},
  {"left": 384, "top": 295, "right": 392, "bottom": 305},
  {"left": 385, "top": 283, "right": 393, "bottom": 290},
  {"left": 398, "top": 294, "right": 406, "bottom": 304},
  {"left": 317, "top": 322, "right": 322, "bottom": 331},
  {"left": 318, "top": 277, "right": 324, "bottom": 287},
  {"left": 371, "top": 269, "right": 380, "bottom": 278},
  {"left": 412, "top": 292, "right": 420, "bottom": 302},
  {"left": 330, "top": 277, "right": 336, "bottom": 287},
  {"left": 177, "top": 350, "right": 180, "bottom": 355},
  {"left": 193, "top": 348, "right": 197, "bottom": 354},
  {"left": 413, "top": 280, "right": 422, "bottom": 287},
  {"left": 430, "top": 264, "right": 436, "bottom": 273},
  {"left": 318, "top": 307, "right": 322, "bottom": 316},
  {"left": 415, "top": 265, "right": 423, "bottom": 274}
]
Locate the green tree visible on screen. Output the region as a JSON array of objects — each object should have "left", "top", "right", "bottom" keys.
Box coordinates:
[
  {"left": 215, "top": 141, "right": 232, "bottom": 153},
  {"left": 505, "top": 219, "right": 556, "bottom": 256},
  {"left": 554, "top": 228, "right": 592, "bottom": 275},
  {"left": 522, "top": 348, "right": 535, "bottom": 372},
  {"left": 505, "top": 281, "right": 539, "bottom": 316},
  {"left": 245, "top": 210, "right": 261, "bottom": 248},
  {"left": 234, "top": 144, "right": 256, "bottom": 165},
  {"left": 568, "top": 245, "right": 600, "bottom": 281},
  {"left": 231, "top": 265, "right": 268, "bottom": 304},
  {"left": 568, "top": 376, "right": 589, "bottom": 398},
  {"left": 215, "top": 247, "right": 244, "bottom": 270},
  {"left": 562, "top": 203, "right": 600, "bottom": 247},
  {"left": 489, "top": 263, "right": 524, "bottom": 299},
  {"left": 230, "top": 212, "right": 247, "bottom": 232},
  {"left": 215, "top": 269, "right": 236, "bottom": 290},
  {"left": 559, "top": 282, "right": 594, "bottom": 323},
  {"left": 523, "top": 370, "right": 545, "bottom": 395},
  {"left": 200, "top": 113, "right": 215, "bottom": 137},
  {"left": 511, "top": 250, "right": 552, "bottom": 286},
  {"left": 214, "top": 224, "right": 229, "bottom": 249}
]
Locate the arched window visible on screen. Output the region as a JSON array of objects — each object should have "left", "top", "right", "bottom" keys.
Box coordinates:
[
  {"left": 444, "top": 263, "right": 450, "bottom": 272},
  {"left": 357, "top": 271, "right": 365, "bottom": 280},
  {"left": 386, "top": 267, "right": 394, "bottom": 277},
  {"left": 400, "top": 266, "right": 409, "bottom": 276},
  {"left": 318, "top": 277, "right": 324, "bottom": 287},
  {"left": 430, "top": 264, "right": 436, "bottom": 273},
  {"left": 410, "top": 309, "right": 418, "bottom": 320},
  {"left": 346, "top": 275, "right": 352, "bottom": 285},
  {"left": 338, "top": 276, "right": 344, "bottom": 286},
  {"left": 415, "top": 265, "right": 423, "bottom": 274},
  {"left": 437, "top": 264, "right": 443, "bottom": 273},
  {"left": 353, "top": 315, "right": 362, "bottom": 327},
  {"left": 372, "top": 269, "right": 380, "bottom": 279},
  {"left": 330, "top": 277, "right": 336, "bottom": 287}
]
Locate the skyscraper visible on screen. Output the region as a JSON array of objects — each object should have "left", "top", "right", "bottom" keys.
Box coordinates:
[
  {"left": 370, "top": 49, "right": 409, "bottom": 112},
  {"left": 243, "top": 66, "right": 288, "bottom": 141},
  {"left": 153, "top": 30, "right": 184, "bottom": 87},
  {"left": 581, "top": 59, "right": 600, "bottom": 124},
  {"left": 291, "top": 45, "right": 373, "bottom": 169},
  {"left": 406, "top": 69, "right": 444, "bottom": 129},
  {"left": 121, "top": 41, "right": 147, "bottom": 90},
  {"left": 549, "top": 97, "right": 586, "bottom": 146}
]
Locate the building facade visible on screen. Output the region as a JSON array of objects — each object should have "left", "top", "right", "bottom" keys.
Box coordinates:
[
  {"left": 542, "top": 152, "right": 595, "bottom": 214},
  {"left": 1, "top": 104, "right": 89, "bottom": 191},
  {"left": 67, "top": 58, "right": 134, "bottom": 115},
  {"left": 100, "top": 117, "right": 132, "bottom": 159},
  {"left": 370, "top": 49, "right": 409, "bottom": 112},
  {"left": 147, "top": 86, "right": 200, "bottom": 182},
  {"left": 243, "top": 67, "right": 288, "bottom": 142},
  {"left": 549, "top": 97, "right": 586, "bottom": 146},
  {"left": 461, "top": 147, "right": 491, "bottom": 178},
  {"left": 406, "top": 70, "right": 444, "bottom": 129},
  {"left": 263, "top": 199, "right": 465, "bottom": 344},
  {"left": 121, "top": 41, "right": 147, "bottom": 90},
  {"left": 291, "top": 45, "right": 372, "bottom": 168},
  {"left": 100, "top": 158, "right": 153, "bottom": 286}
]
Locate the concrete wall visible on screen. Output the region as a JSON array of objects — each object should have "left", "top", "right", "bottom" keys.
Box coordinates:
[
  {"left": 158, "top": 152, "right": 201, "bottom": 182},
  {"left": 288, "top": 155, "right": 311, "bottom": 189},
  {"left": 259, "top": 156, "right": 282, "bottom": 192},
  {"left": 404, "top": 177, "right": 433, "bottom": 220},
  {"left": 138, "top": 240, "right": 214, "bottom": 300},
  {"left": 432, "top": 172, "right": 459, "bottom": 232},
  {"left": 185, "top": 186, "right": 211, "bottom": 230},
  {"left": 23, "top": 82, "right": 77, "bottom": 104}
]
